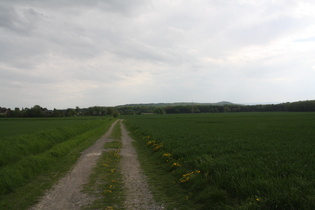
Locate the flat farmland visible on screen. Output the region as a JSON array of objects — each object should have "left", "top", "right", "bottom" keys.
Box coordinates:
[
  {"left": 0, "top": 117, "right": 114, "bottom": 209},
  {"left": 0, "top": 117, "right": 99, "bottom": 138},
  {"left": 124, "top": 112, "right": 315, "bottom": 209}
]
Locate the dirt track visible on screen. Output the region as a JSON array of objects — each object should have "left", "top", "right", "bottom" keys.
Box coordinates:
[
  {"left": 31, "top": 120, "right": 119, "bottom": 210},
  {"left": 120, "top": 121, "right": 164, "bottom": 209},
  {"left": 31, "top": 119, "right": 163, "bottom": 210}
]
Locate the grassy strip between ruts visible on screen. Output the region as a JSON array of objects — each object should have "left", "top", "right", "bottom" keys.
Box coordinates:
[
  {"left": 83, "top": 121, "right": 124, "bottom": 210},
  {"left": 125, "top": 122, "right": 195, "bottom": 210},
  {"left": 0, "top": 117, "right": 115, "bottom": 210}
]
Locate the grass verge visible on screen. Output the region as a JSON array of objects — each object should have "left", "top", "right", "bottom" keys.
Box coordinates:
[
  {"left": 125, "top": 122, "right": 196, "bottom": 210},
  {"left": 83, "top": 121, "right": 124, "bottom": 210},
  {"left": 0, "top": 117, "right": 115, "bottom": 210}
]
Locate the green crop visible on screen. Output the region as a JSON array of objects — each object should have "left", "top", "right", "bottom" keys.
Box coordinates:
[
  {"left": 124, "top": 112, "right": 315, "bottom": 209},
  {"left": 0, "top": 117, "right": 98, "bottom": 138}
]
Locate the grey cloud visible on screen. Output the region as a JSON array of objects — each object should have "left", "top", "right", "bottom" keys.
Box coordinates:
[
  {"left": 1, "top": 0, "right": 148, "bottom": 16},
  {"left": 0, "top": 38, "right": 42, "bottom": 69},
  {"left": 0, "top": 4, "right": 17, "bottom": 31},
  {"left": 0, "top": 67, "right": 57, "bottom": 86},
  {"left": 230, "top": 15, "right": 309, "bottom": 47},
  {"left": 1, "top": 0, "right": 315, "bottom": 108},
  {"left": 294, "top": 37, "right": 315, "bottom": 42},
  {"left": 0, "top": 4, "right": 43, "bottom": 35}
]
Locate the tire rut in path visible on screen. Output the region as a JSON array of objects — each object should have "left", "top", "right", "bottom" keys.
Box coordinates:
[
  {"left": 120, "top": 120, "right": 164, "bottom": 210},
  {"left": 31, "top": 120, "right": 119, "bottom": 210}
]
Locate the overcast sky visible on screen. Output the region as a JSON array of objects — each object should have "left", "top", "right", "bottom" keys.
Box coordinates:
[{"left": 1, "top": 0, "right": 315, "bottom": 109}]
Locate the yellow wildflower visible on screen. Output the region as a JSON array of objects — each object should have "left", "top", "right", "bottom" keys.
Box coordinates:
[
  {"left": 182, "top": 172, "right": 194, "bottom": 177},
  {"left": 162, "top": 153, "right": 171, "bottom": 157},
  {"left": 180, "top": 176, "right": 190, "bottom": 183},
  {"left": 172, "top": 162, "right": 181, "bottom": 167},
  {"left": 153, "top": 143, "right": 163, "bottom": 151},
  {"left": 146, "top": 140, "right": 156, "bottom": 146},
  {"left": 179, "top": 172, "right": 195, "bottom": 183},
  {"left": 114, "top": 153, "right": 120, "bottom": 158}
]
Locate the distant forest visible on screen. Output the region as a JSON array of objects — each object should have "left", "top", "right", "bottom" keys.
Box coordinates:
[
  {"left": 0, "top": 106, "right": 119, "bottom": 118},
  {"left": 117, "top": 100, "right": 315, "bottom": 115},
  {"left": 1, "top": 100, "right": 315, "bottom": 118}
]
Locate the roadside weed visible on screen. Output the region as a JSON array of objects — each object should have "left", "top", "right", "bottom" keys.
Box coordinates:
[{"left": 83, "top": 122, "right": 124, "bottom": 210}]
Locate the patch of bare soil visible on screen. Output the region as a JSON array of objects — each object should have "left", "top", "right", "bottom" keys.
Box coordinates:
[
  {"left": 30, "top": 120, "right": 119, "bottom": 210},
  {"left": 120, "top": 121, "right": 164, "bottom": 210}
]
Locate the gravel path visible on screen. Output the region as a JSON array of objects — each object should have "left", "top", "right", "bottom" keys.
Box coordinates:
[
  {"left": 31, "top": 119, "right": 164, "bottom": 210},
  {"left": 120, "top": 121, "right": 164, "bottom": 210},
  {"left": 30, "top": 120, "right": 119, "bottom": 210}
]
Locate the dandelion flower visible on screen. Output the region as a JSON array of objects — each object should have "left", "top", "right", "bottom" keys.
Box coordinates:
[
  {"left": 162, "top": 153, "right": 171, "bottom": 157},
  {"left": 172, "top": 162, "right": 181, "bottom": 167}
]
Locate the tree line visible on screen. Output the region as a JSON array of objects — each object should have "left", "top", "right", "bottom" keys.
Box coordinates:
[
  {"left": 117, "top": 100, "right": 315, "bottom": 115},
  {"left": 1, "top": 100, "right": 314, "bottom": 117},
  {"left": 0, "top": 105, "right": 119, "bottom": 118}
]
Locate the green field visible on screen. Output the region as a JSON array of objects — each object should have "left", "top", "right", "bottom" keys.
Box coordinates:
[
  {"left": 124, "top": 113, "right": 315, "bottom": 209},
  {"left": 0, "top": 117, "right": 100, "bottom": 138},
  {"left": 0, "top": 117, "right": 114, "bottom": 209}
]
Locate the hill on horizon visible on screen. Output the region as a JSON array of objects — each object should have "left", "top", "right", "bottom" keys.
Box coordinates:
[{"left": 117, "top": 101, "right": 236, "bottom": 107}]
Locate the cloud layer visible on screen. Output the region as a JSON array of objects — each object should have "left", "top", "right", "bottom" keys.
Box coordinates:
[{"left": 1, "top": 0, "right": 315, "bottom": 109}]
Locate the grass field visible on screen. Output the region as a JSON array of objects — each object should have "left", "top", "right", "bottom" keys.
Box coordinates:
[
  {"left": 0, "top": 117, "right": 99, "bottom": 138},
  {"left": 0, "top": 117, "right": 115, "bottom": 209},
  {"left": 124, "top": 112, "right": 315, "bottom": 209}
]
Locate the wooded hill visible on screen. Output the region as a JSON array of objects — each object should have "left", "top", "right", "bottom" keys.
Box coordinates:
[
  {"left": 117, "top": 100, "right": 315, "bottom": 115},
  {"left": 119, "top": 101, "right": 235, "bottom": 107}
]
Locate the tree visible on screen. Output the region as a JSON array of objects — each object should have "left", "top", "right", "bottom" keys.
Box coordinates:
[
  {"left": 75, "top": 106, "right": 80, "bottom": 116},
  {"left": 14, "top": 107, "right": 21, "bottom": 117},
  {"left": 30, "top": 105, "right": 43, "bottom": 117},
  {"left": 66, "top": 108, "right": 76, "bottom": 117},
  {"left": 53, "top": 108, "right": 61, "bottom": 117},
  {"left": 154, "top": 108, "right": 165, "bottom": 114}
]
